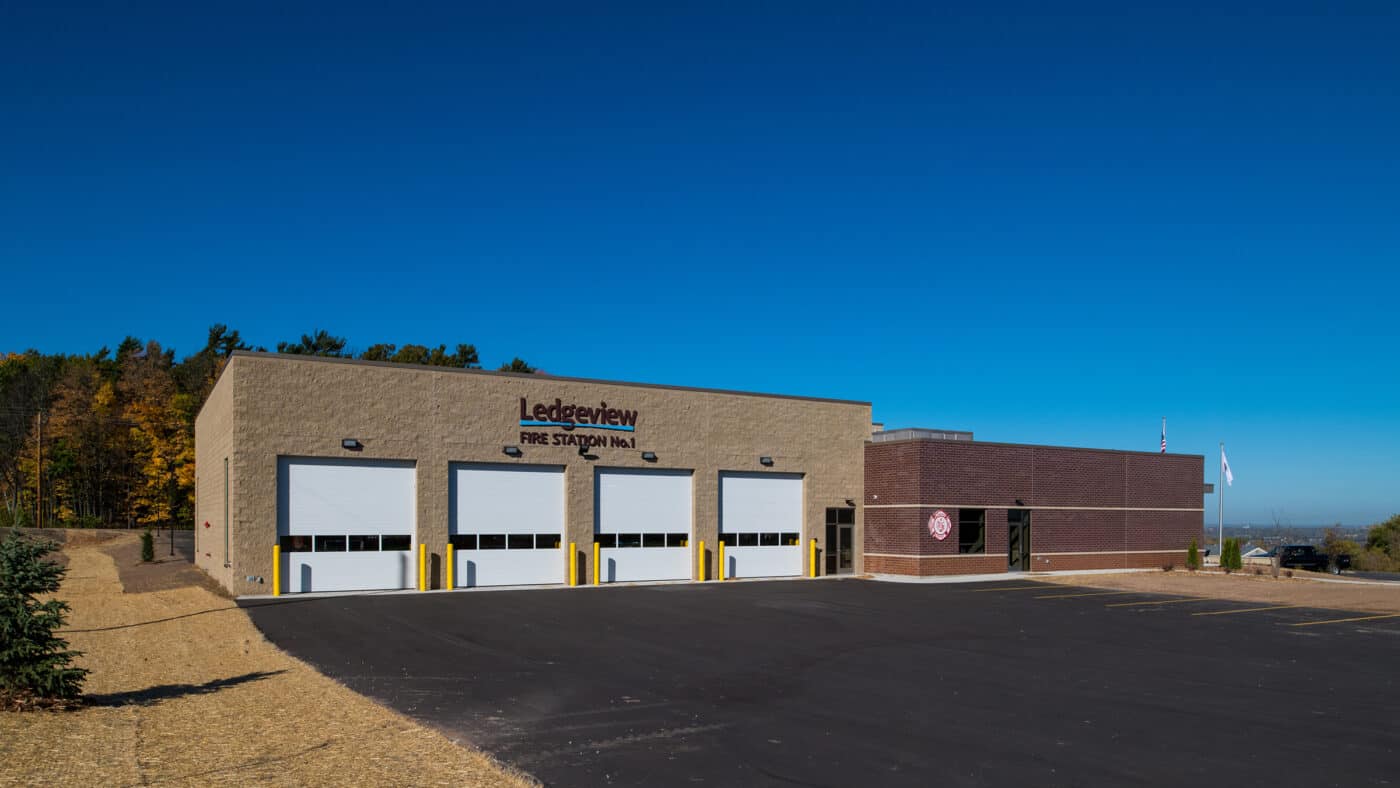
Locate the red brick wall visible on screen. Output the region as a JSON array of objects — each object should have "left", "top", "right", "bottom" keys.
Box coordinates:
[{"left": 865, "top": 439, "right": 1203, "bottom": 577}]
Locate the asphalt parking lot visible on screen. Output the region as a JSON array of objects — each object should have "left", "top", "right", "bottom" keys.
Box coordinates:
[{"left": 246, "top": 578, "right": 1400, "bottom": 787}]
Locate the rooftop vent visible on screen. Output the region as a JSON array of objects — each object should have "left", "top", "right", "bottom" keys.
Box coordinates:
[{"left": 871, "top": 428, "right": 974, "bottom": 443}]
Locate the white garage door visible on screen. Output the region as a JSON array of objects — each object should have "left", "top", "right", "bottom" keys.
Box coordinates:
[
  {"left": 278, "top": 457, "right": 416, "bottom": 593},
  {"left": 596, "top": 468, "right": 692, "bottom": 583},
  {"left": 720, "top": 472, "right": 803, "bottom": 579},
  {"left": 451, "top": 464, "right": 565, "bottom": 588}
]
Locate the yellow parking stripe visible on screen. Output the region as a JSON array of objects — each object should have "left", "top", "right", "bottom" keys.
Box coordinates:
[
  {"left": 1287, "top": 612, "right": 1400, "bottom": 628},
  {"left": 1035, "top": 590, "right": 1136, "bottom": 599},
  {"left": 1192, "top": 604, "right": 1296, "bottom": 617},
  {"left": 1106, "top": 597, "right": 1209, "bottom": 608},
  {"left": 964, "top": 585, "right": 1047, "bottom": 593}
]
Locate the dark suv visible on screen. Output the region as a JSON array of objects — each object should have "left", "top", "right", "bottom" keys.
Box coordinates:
[{"left": 1276, "top": 544, "right": 1350, "bottom": 574}]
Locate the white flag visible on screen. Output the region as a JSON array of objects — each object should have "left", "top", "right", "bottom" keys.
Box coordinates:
[{"left": 1221, "top": 448, "right": 1234, "bottom": 486}]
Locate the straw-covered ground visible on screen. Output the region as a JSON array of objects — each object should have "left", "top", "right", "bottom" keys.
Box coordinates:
[
  {"left": 1038, "top": 567, "right": 1400, "bottom": 613},
  {"left": 0, "top": 536, "right": 534, "bottom": 787}
]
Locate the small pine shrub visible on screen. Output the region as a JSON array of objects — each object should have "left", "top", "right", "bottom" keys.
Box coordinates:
[
  {"left": 1187, "top": 539, "right": 1200, "bottom": 571},
  {"left": 0, "top": 532, "right": 88, "bottom": 708},
  {"left": 140, "top": 530, "right": 154, "bottom": 563}
]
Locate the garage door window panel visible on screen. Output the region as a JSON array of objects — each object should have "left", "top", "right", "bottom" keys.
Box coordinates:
[
  {"left": 347, "top": 535, "right": 379, "bottom": 552},
  {"left": 380, "top": 535, "right": 411, "bottom": 551}
]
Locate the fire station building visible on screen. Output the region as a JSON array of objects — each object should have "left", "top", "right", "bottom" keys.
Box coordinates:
[{"left": 194, "top": 353, "right": 1204, "bottom": 596}]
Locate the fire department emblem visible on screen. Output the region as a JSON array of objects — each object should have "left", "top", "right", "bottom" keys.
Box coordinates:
[{"left": 929, "top": 510, "right": 952, "bottom": 540}]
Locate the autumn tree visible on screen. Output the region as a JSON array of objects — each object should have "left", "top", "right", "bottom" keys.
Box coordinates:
[{"left": 120, "top": 341, "right": 195, "bottom": 528}]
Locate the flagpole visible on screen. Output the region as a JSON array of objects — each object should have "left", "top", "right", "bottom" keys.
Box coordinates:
[{"left": 1217, "top": 441, "right": 1224, "bottom": 560}]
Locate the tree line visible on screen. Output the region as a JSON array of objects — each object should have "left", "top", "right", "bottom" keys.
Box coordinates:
[{"left": 0, "top": 326, "right": 535, "bottom": 530}]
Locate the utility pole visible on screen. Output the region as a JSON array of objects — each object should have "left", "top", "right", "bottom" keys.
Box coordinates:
[{"left": 35, "top": 411, "right": 43, "bottom": 529}]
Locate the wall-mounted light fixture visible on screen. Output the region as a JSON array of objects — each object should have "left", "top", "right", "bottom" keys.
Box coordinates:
[
  {"left": 503, "top": 446, "right": 523, "bottom": 457},
  {"left": 341, "top": 438, "right": 362, "bottom": 451},
  {"left": 759, "top": 456, "right": 774, "bottom": 466},
  {"left": 578, "top": 444, "right": 590, "bottom": 458},
  {"left": 845, "top": 498, "right": 856, "bottom": 507},
  {"left": 641, "top": 451, "right": 657, "bottom": 462},
  {"left": 1014, "top": 498, "right": 1024, "bottom": 507}
]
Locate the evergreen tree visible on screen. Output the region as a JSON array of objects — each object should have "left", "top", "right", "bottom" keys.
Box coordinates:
[
  {"left": 1187, "top": 538, "right": 1200, "bottom": 571},
  {"left": 0, "top": 533, "right": 87, "bottom": 706},
  {"left": 497, "top": 357, "right": 536, "bottom": 373}
]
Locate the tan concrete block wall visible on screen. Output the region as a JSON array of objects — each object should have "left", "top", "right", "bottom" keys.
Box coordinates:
[
  {"left": 200, "top": 353, "right": 870, "bottom": 596},
  {"left": 193, "top": 362, "right": 235, "bottom": 591}
]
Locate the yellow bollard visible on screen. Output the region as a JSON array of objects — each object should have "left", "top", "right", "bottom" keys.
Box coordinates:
[
  {"left": 418, "top": 543, "right": 427, "bottom": 591},
  {"left": 719, "top": 540, "right": 726, "bottom": 581},
  {"left": 446, "top": 543, "right": 454, "bottom": 590},
  {"left": 569, "top": 541, "right": 578, "bottom": 586},
  {"left": 810, "top": 538, "right": 818, "bottom": 578},
  {"left": 593, "top": 541, "right": 601, "bottom": 585},
  {"left": 272, "top": 544, "right": 280, "bottom": 597},
  {"left": 697, "top": 539, "right": 705, "bottom": 581}
]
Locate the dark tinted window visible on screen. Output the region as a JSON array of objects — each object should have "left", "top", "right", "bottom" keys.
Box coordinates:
[
  {"left": 508, "top": 534, "right": 533, "bottom": 550},
  {"left": 479, "top": 534, "right": 507, "bottom": 550},
  {"left": 280, "top": 535, "right": 313, "bottom": 552},
  {"left": 958, "top": 509, "right": 986, "bottom": 554},
  {"left": 347, "top": 534, "right": 379, "bottom": 552},
  {"left": 738, "top": 533, "right": 759, "bottom": 547},
  {"left": 314, "top": 535, "right": 346, "bottom": 552},
  {"left": 535, "top": 533, "right": 561, "bottom": 549},
  {"left": 666, "top": 533, "right": 688, "bottom": 547},
  {"left": 760, "top": 532, "right": 780, "bottom": 546},
  {"left": 380, "top": 535, "right": 411, "bottom": 551},
  {"left": 781, "top": 532, "right": 800, "bottom": 546},
  {"left": 618, "top": 533, "right": 642, "bottom": 548},
  {"left": 595, "top": 533, "right": 617, "bottom": 548},
  {"left": 837, "top": 508, "right": 855, "bottom": 525},
  {"left": 449, "top": 534, "right": 477, "bottom": 550}
]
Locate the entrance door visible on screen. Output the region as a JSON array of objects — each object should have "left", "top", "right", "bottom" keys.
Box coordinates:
[
  {"left": 824, "top": 507, "right": 855, "bottom": 575},
  {"left": 1008, "top": 509, "right": 1031, "bottom": 571}
]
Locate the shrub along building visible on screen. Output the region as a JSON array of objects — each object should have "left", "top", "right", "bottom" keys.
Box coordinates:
[{"left": 194, "top": 352, "right": 1205, "bottom": 596}]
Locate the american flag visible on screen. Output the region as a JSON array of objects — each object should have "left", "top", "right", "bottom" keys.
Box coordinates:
[{"left": 1160, "top": 418, "right": 1166, "bottom": 454}]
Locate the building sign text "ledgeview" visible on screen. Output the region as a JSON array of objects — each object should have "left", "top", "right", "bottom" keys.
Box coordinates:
[{"left": 517, "top": 397, "right": 639, "bottom": 449}]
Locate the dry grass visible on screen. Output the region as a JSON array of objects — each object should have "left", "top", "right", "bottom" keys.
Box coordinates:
[
  {"left": 1038, "top": 569, "right": 1400, "bottom": 614},
  {"left": 0, "top": 538, "right": 535, "bottom": 787}
]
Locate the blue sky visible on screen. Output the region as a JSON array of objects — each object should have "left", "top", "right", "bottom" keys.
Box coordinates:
[{"left": 2, "top": 2, "right": 1397, "bottom": 525}]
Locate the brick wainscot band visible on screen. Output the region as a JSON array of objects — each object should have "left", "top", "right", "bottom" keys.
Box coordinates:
[{"left": 863, "top": 431, "right": 1204, "bottom": 576}]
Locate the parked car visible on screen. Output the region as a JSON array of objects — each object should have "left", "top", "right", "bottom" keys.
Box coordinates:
[{"left": 1276, "top": 544, "right": 1350, "bottom": 574}]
